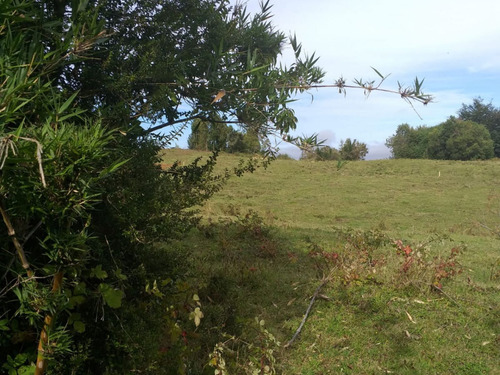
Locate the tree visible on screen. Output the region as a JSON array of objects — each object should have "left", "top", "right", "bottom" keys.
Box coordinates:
[
  {"left": 62, "top": 0, "right": 326, "bottom": 142},
  {"left": 458, "top": 97, "right": 500, "bottom": 157},
  {"left": 339, "top": 138, "right": 368, "bottom": 160},
  {"left": 385, "top": 123, "right": 432, "bottom": 159},
  {"left": 427, "top": 117, "right": 494, "bottom": 160},
  {"left": 296, "top": 133, "right": 327, "bottom": 159},
  {"left": 188, "top": 118, "right": 261, "bottom": 153}
]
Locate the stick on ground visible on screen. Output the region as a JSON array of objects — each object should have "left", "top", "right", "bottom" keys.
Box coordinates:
[{"left": 284, "top": 278, "right": 329, "bottom": 348}]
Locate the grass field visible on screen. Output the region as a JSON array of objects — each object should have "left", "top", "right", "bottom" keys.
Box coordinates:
[{"left": 162, "top": 149, "right": 500, "bottom": 374}]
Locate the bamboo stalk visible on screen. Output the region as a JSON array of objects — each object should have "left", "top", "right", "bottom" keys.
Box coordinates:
[
  {"left": 34, "top": 271, "right": 64, "bottom": 375},
  {"left": 0, "top": 198, "right": 63, "bottom": 375},
  {"left": 0, "top": 198, "right": 33, "bottom": 277}
]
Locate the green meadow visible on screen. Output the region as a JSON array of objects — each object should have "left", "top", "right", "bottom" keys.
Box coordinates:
[{"left": 163, "top": 149, "right": 500, "bottom": 374}]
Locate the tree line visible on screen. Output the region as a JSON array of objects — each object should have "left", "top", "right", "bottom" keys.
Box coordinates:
[
  {"left": 301, "top": 137, "right": 369, "bottom": 161},
  {"left": 188, "top": 119, "right": 370, "bottom": 161},
  {"left": 386, "top": 98, "right": 499, "bottom": 160}
]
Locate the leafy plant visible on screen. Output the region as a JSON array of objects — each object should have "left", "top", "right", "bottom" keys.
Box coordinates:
[
  {"left": 393, "top": 238, "right": 464, "bottom": 290},
  {"left": 307, "top": 228, "right": 390, "bottom": 285},
  {"left": 209, "top": 318, "right": 281, "bottom": 375}
]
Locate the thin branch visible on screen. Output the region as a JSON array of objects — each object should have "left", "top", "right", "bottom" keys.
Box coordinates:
[
  {"left": 22, "top": 220, "right": 42, "bottom": 245},
  {"left": 144, "top": 115, "right": 240, "bottom": 134},
  {"left": 284, "top": 278, "right": 329, "bottom": 349},
  {"left": 145, "top": 115, "right": 201, "bottom": 133},
  {"left": 137, "top": 81, "right": 433, "bottom": 105},
  {"left": 163, "top": 122, "right": 189, "bottom": 144},
  {"left": 478, "top": 222, "right": 500, "bottom": 238},
  {"left": 432, "top": 285, "right": 461, "bottom": 307},
  {"left": 142, "top": 78, "right": 432, "bottom": 134}
]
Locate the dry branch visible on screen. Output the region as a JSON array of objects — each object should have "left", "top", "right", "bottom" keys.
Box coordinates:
[{"left": 284, "top": 278, "right": 329, "bottom": 349}]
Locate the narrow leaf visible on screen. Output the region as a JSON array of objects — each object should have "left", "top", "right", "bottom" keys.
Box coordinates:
[
  {"left": 371, "top": 66, "right": 385, "bottom": 80},
  {"left": 58, "top": 91, "right": 79, "bottom": 114}
]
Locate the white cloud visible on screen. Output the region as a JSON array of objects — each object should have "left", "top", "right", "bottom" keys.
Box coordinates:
[
  {"left": 366, "top": 143, "right": 391, "bottom": 160},
  {"left": 316, "top": 129, "right": 336, "bottom": 146}
]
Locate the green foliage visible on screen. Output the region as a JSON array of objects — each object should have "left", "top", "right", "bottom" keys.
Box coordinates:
[
  {"left": 2, "top": 353, "right": 34, "bottom": 375},
  {"left": 209, "top": 319, "right": 281, "bottom": 375},
  {"left": 339, "top": 138, "right": 368, "bottom": 160},
  {"left": 71, "top": 0, "right": 325, "bottom": 139},
  {"left": 385, "top": 123, "right": 433, "bottom": 159},
  {"left": 313, "top": 145, "right": 341, "bottom": 161},
  {"left": 427, "top": 117, "right": 494, "bottom": 160},
  {"left": 387, "top": 118, "right": 494, "bottom": 160},
  {"left": 0, "top": 0, "right": 243, "bottom": 372},
  {"left": 0, "top": 120, "right": 124, "bottom": 372},
  {"left": 458, "top": 97, "right": 500, "bottom": 157},
  {"left": 0, "top": 0, "right": 437, "bottom": 373},
  {"left": 291, "top": 133, "right": 327, "bottom": 159},
  {"left": 188, "top": 118, "right": 261, "bottom": 154}
]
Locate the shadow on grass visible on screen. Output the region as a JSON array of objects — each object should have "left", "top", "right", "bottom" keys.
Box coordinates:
[{"left": 164, "top": 208, "right": 498, "bottom": 374}]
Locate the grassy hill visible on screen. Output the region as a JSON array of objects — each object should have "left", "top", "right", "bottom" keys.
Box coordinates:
[{"left": 162, "top": 149, "right": 500, "bottom": 374}]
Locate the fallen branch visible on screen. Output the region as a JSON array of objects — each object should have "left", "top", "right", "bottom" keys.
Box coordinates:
[
  {"left": 432, "top": 285, "right": 461, "bottom": 307},
  {"left": 284, "top": 278, "right": 329, "bottom": 349}
]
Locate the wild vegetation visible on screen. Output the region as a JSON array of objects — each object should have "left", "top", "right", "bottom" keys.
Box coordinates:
[
  {"left": 300, "top": 136, "right": 369, "bottom": 162},
  {"left": 0, "top": 0, "right": 442, "bottom": 374},
  {"left": 161, "top": 149, "right": 500, "bottom": 374}
]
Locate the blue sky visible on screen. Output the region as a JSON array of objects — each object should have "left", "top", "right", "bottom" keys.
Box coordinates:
[{"left": 170, "top": 0, "right": 500, "bottom": 159}]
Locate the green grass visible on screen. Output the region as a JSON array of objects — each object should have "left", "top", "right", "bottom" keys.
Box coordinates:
[{"left": 162, "top": 149, "right": 500, "bottom": 374}]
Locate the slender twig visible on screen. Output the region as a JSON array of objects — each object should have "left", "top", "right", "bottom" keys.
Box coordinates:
[
  {"left": 18, "top": 136, "right": 46, "bottom": 188},
  {"left": 284, "top": 278, "right": 329, "bottom": 349},
  {"left": 145, "top": 115, "right": 240, "bottom": 134},
  {"left": 432, "top": 285, "right": 461, "bottom": 307},
  {"left": 163, "top": 122, "right": 189, "bottom": 144},
  {"left": 478, "top": 222, "right": 500, "bottom": 238},
  {"left": 23, "top": 220, "right": 42, "bottom": 245},
  {"left": 143, "top": 80, "right": 433, "bottom": 134},
  {"left": 136, "top": 82, "right": 432, "bottom": 104}
]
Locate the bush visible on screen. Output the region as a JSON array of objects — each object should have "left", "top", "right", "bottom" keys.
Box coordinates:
[{"left": 427, "top": 117, "right": 494, "bottom": 160}]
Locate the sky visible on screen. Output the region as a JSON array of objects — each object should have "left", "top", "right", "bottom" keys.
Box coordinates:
[{"left": 172, "top": 0, "right": 500, "bottom": 159}]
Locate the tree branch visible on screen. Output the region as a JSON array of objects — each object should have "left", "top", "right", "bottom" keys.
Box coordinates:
[
  {"left": 144, "top": 115, "right": 241, "bottom": 134},
  {"left": 284, "top": 278, "right": 329, "bottom": 349},
  {"left": 142, "top": 77, "right": 433, "bottom": 135}
]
